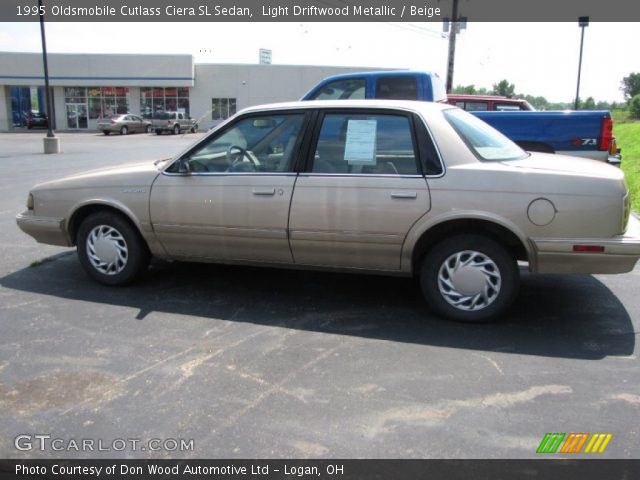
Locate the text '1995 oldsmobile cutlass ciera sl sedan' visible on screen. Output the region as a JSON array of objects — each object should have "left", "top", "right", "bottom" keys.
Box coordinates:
[{"left": 16, "top": 101, "right": 640, "bottom": 322}]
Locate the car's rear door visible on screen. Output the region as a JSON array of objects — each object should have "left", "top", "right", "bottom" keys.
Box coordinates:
[
  {"left": 150, "top": 111, "right": 309, "bottom": 263},
  {"left": 289, "top": 109, "right": 432, "bottom": 271}
]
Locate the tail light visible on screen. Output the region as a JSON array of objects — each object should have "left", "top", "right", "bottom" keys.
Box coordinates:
[
  {"left": 599, "top": 116, "right": 613, "bottom": 151},
  {"left": 110, "top": 119, "right": 117, "bottom": 125}
]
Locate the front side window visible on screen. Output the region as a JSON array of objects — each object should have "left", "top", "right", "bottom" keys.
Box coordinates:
[
  {"left": 309, "top": 79, "right": 366, "bottom": 100},
  {"left": 444, "top": 108, "right": 528, "bottom": 161},
  {"left": 169, "top": 113, "right": 305, "bottom": 174},
  {"left": 311, "top": 113, "right": 418, "bottom": 175}
]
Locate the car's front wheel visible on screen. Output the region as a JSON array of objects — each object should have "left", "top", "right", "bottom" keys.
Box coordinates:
[
  {"left": 120, "top": 126, "right": 128, "bottom": 135},
  {"left": 419, "top": 235, "right": 519, "bottom": 322},
  {"left": 77, "top": 212, "right": 149, "bottom": 286}
]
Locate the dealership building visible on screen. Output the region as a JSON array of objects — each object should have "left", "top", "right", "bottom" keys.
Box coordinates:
[{"left": 0, "top": 51, "right": 378, "bottom": 132}]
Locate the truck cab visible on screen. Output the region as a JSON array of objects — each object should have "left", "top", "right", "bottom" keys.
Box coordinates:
[{"left": 302, "top": 70, "right": 447, "bottom": 103}]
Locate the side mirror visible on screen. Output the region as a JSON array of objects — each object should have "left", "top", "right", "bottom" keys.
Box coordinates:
[{"left": 178, "top": 158, "right": 191, "bottom": 174}]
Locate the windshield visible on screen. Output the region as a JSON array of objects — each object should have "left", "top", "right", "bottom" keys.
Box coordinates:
[{"left": 443, "top": 108, "right": 528, "bottom": 162}]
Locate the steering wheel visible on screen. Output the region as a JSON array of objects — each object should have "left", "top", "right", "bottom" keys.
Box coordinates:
[{"left": 226, "top": 145, "right": 259, "bottom": 171}]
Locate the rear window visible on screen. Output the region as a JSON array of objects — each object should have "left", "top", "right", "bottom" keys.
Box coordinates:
[
  {"left": 153, "top": 112, "right": 172, "bottom": 120},
  {"left": 375, "top": 76, "right": 418, "bottom": 100},
  {"left": 444, "top": 109, "right": 527, "bottom": 162}
]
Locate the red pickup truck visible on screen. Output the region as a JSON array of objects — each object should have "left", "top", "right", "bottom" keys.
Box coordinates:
[{"left": 446, "top": 94, "right": 534, "bottom": 111}]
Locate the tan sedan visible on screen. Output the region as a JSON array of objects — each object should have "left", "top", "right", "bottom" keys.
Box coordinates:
[
  {"left": 16, "top": 101, "right": 640, "bottom": 322},
  {"left": 97, "top": 114, "right": 152, "bottom": 135}
]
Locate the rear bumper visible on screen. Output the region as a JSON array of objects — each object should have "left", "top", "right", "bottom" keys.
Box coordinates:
[
  {"left": 607, "top": 153, "right": 622, "bottom": 167},
  {"left": 531, "top": 215, "right": 640, "bottom": 274},
  {"left": 16, "top": 210, "right": 71, "bottom": 247}
]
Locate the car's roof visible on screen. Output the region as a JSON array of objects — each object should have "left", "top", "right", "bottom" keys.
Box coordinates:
[{"left": 239, "top": 99, "right": 455, "bottom": 115}]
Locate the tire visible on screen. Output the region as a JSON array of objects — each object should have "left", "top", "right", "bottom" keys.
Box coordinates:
[
  {"left": 155, "top": 129, "right": 162, "bottom": 135},
  {"left": 120, "top": 126, "right": 128, "bottom": 135},
  {"left": 103, "top": 131, "right": 110, "bottom": 136},
  {"left": 419, "top": 235, "right": 519, "bottom": 322},
  {"left": 76, "top": 212, "right": 150, "bottom": 286},
  {"left": 172, "top": 124, "right": 180, "bottom": 135},
  {"left": 190, "top": 124, "right": 197, "bottom": 133},
  {"left": 145, "top": 125, "right": 152, "bottom": 133}
]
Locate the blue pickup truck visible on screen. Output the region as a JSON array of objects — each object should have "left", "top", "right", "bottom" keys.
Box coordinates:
[{"left": 302, "top": 71, "right": 621, "bottom": 165}]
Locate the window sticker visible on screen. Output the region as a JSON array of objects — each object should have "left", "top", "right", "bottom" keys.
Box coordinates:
[{"left": 344, "top": 119, "right": 377, "bottom": 165}]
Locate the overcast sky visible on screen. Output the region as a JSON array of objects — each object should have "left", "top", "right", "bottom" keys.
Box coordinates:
[{"left": 1, "top": 21, "right": 638, "bottom": 102}]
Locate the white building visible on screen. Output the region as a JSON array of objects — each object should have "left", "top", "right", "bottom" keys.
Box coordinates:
[{"left": 0, "top": 52, "right": 382, "bottom": 131}]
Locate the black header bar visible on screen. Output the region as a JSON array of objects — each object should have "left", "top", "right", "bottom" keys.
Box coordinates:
[{"left": 1, "top": 0, "right": 640, "bottom": 22}]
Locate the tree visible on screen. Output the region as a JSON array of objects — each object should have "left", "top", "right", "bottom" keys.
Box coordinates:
[
  {"left": 492, "top": 79, "right": 515, "bottom": 97},
  {"left": 452, "top": 84, "right": 477, "bottom": 94},
  {"left": 620, "top": 72, "right": 640, "bottom": 100},
  {"left": 630, "top": 94, "right": 640, "bottom": 119},
  {"left": 581, "top": 97, "right": 596, "bottom": 110}
]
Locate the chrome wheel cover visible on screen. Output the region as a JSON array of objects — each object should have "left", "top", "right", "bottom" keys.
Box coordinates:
[
  {"left": 86, "top": 225, "right": 128, "bottom": 275},
  {"left": 437, "top": 250, "right": 501, "bottom": 311}
]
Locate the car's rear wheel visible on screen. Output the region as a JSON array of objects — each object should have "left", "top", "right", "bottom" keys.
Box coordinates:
[
  {"left": 155, "top": 129, "right": 162, "bottom": 135},
  {"left": 172, "top": 124, "right": 180, "bottom": 135},
  {"left": 77, "top": 212, "right": 149, "bottom": 286},
  {"left": 120, "top": 126, "right": 128, "bottom": 135},
  {"left": 145, "top": 125, "right": 152, "bottom": 133},
  {"left": 103, "top": 131, "right": 110, "bottom": 136},
  {"left": 419, "top": 235, "right": 519, "bottom": 322},
  {"left": 190, "top": 124, "right": 197, "bottom": 133}
]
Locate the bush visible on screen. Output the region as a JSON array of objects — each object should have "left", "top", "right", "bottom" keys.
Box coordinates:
[{"left": 630, "top": 94, "right": 640, "bottom": 119}]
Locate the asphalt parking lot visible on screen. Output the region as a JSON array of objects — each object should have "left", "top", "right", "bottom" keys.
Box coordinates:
[{"left": 0, "top": 131, "right": 638, "bottom": 459}]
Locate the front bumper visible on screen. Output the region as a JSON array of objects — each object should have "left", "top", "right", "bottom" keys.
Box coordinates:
[
  {"left": 16, "top": 210, "right": 71, "bottom": 247},
  {"left": 531, "top": 214, "right": 640, "bottom": 274}
]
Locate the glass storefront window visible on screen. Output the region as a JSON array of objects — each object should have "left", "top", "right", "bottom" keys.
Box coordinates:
[
  {"left": 141, "top": 87, "right": 190, "bottom": 117},
  {"left": 65, "top": 86, "right": 129, "bottom": 123},
  {"left": 211, "top": 98, "right": 236, "bottom": 120}
]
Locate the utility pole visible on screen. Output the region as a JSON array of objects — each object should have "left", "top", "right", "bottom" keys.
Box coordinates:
[
  {"left": 574, "top": 16, "right": 589, "bottom": 110},
  {"left": 445, "top": 0, "right": 459, "bottom": 94}
]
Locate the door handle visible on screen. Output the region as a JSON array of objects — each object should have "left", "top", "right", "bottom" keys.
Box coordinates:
[
  {"left": 252, "top": 188, "right": 276, "bottom": 196},
  {"left": 390, "top": 192, "right": 417, "bottom": 199}
]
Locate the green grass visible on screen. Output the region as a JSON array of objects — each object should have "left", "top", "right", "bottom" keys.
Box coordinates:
[
  {"left": 614, "top": 121, "right": 640, "bottom": 213},
  {"left": 612, "top": 109, "right": 632, "bottom": 124}
]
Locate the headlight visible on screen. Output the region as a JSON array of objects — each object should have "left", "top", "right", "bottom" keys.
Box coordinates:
[{"left": 27, "top": 193, "right": 34, "bottom": 210}]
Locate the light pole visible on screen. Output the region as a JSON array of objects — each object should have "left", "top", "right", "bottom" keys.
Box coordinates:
[
  {"left": 38, "top": 0, "right": 60, "bottom": 153},
  {"left": 574, "top": 16, "right": 589, "bottom": 110}
]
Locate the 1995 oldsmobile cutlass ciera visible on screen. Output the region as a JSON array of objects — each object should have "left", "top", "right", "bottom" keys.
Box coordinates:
[{"left": 16, "top": 101, "right": 640, "bottom": 322}]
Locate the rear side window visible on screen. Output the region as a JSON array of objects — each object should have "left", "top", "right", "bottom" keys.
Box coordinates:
[
  {"left": 310, "top": 78, "right": 366, "bottom": 100},
  {"left": 311, "top": 113, "right": 419, "bottom": 175},
  {"left": 495, "top": 103, "right": 521, "bottom": 111},
  {"left": 462, "top": 101, "right": 488, "bottom": 111},
  {"left": 444, "top": 109, "right": 527, "bottom": 162},
  {"left": 376, "top": 76, "right": 418, "bottom": 100}
]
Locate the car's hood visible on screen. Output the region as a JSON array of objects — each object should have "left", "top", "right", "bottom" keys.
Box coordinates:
[
  {"left": 502, "top": 152, "right": 624, "bottom": 180},
  {"left": 32, "top": 160, "right": 163, "bottom": 191}
]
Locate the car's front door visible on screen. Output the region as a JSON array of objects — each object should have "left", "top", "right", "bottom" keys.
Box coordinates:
[
  {"left": 150, "top": 112, "right": 308, "bottom": 263},
  {"left": 289, "top": 110, "right": 432, "bottom": 271}
]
